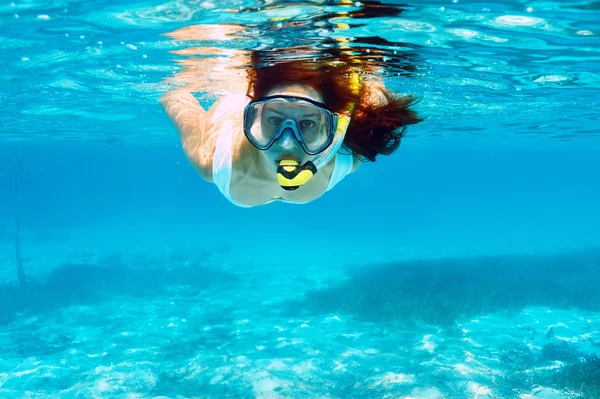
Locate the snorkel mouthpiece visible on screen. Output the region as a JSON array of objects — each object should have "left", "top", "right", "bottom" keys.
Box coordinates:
[
  {"left": 275, "top": 113, "right": 352, "bottom": 190},
  {"left": 276, "top": 159, "right": 317, "bottom": 191}
]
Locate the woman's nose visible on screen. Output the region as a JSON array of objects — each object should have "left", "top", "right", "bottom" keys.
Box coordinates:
[{"left": 276, "top": 127, "right": 298, "bottom": 149}]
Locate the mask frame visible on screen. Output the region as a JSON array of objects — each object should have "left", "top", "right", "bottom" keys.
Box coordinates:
[{"left": 243, "top": 95, "right": 338, "bottom": 155}]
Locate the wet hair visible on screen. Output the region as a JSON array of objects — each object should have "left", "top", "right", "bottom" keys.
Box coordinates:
[{"left": 246, "top": 50, "right": 423, "bottom": 162}]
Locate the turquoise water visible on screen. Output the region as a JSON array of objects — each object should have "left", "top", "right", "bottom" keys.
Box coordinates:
[{"left": 1, "top": 1, "right": 600, "bottom": 398}]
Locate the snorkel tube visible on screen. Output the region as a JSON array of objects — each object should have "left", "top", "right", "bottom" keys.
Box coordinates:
[
  {"left": 276, "top": 72, "right": 360, "bottom": 191},
  {"left": 276, "top": 115, "right": 350, "bottom": 190}
]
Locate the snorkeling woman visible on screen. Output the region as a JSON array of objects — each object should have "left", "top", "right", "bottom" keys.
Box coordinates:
[{"left": 160, "top": 52, "right": 423, "bottom": 208}]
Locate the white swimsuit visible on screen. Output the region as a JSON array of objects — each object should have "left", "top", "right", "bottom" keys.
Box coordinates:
[{"left": 210, "top": 95, "right": 354, "bottom": 208}]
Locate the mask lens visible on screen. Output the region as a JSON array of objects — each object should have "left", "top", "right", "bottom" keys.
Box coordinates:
[{"left": 244, "top": 98, "right": 335, "bottom": 153}]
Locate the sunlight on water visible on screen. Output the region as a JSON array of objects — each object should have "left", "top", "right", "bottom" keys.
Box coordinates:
[{"left": 0, "top": 0, "right": 598, "bottom": 143}]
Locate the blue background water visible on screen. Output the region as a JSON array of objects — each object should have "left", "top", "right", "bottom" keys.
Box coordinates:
[
  {"left": 1, "top": 140, "right": 598, "bottom": 262},
  {"left": 1, "top": 0, "right": 600, "bottom": 398}
]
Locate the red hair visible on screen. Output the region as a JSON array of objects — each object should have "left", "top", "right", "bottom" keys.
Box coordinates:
[{"left": 246, "top": 49, "right": 423, "bottom": 161}]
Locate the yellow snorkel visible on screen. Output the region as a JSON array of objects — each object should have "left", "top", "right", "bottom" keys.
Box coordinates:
[
  {"left": 276, "top": 115, "right": 351, "bottom": 190},
  {"left": 276, "top": 72, "right": 360, "bottom": 191}
]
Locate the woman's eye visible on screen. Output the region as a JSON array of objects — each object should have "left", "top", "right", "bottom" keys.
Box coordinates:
[
  {"left": 268, "top": 116, "right": 283, "bottom": 126},
  {"left": 300, "top": 120, "right": 316, "bottom": 129}
]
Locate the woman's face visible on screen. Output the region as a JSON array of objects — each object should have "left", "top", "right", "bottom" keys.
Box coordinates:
[{"left": 258, "top": 83, "right": 326, "bottom": 172}]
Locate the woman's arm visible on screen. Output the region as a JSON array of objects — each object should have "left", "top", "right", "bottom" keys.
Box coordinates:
[
  {"left": 160, "top": 24, "right": 250, "bottom": 182},
  {"left": 160, "top": 89, "right": 216, "bottom": 182}
]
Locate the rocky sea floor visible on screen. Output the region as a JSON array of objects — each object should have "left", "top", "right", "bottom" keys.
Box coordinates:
[{"left": 1, "top": 242, "right": 599, "bottom": 399}]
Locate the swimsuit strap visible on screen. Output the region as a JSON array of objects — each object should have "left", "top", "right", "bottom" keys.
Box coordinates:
[
  {"left": 212, "top": 119, "right": 253, "bottom": 208},
  {"left": 325, "top": 148, "right": 354, "bottom": 192}
]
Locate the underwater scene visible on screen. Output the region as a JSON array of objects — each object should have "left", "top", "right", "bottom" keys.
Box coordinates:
[{"left": 1, "top": 0, "right": 599, "bottom": 398}]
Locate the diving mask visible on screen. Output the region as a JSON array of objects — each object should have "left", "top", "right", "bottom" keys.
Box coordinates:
[{"left": 243, "top": 95, "right": 338, "bottom": 155}]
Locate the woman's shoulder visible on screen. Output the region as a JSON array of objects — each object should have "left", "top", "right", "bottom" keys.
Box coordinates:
[{"left": 203, "top": 94, "right": 253, "bottom": 173}]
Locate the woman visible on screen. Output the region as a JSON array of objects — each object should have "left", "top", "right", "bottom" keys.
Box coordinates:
[{"left": 160, "top": 48, "right": 423, "bottom": 207}]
